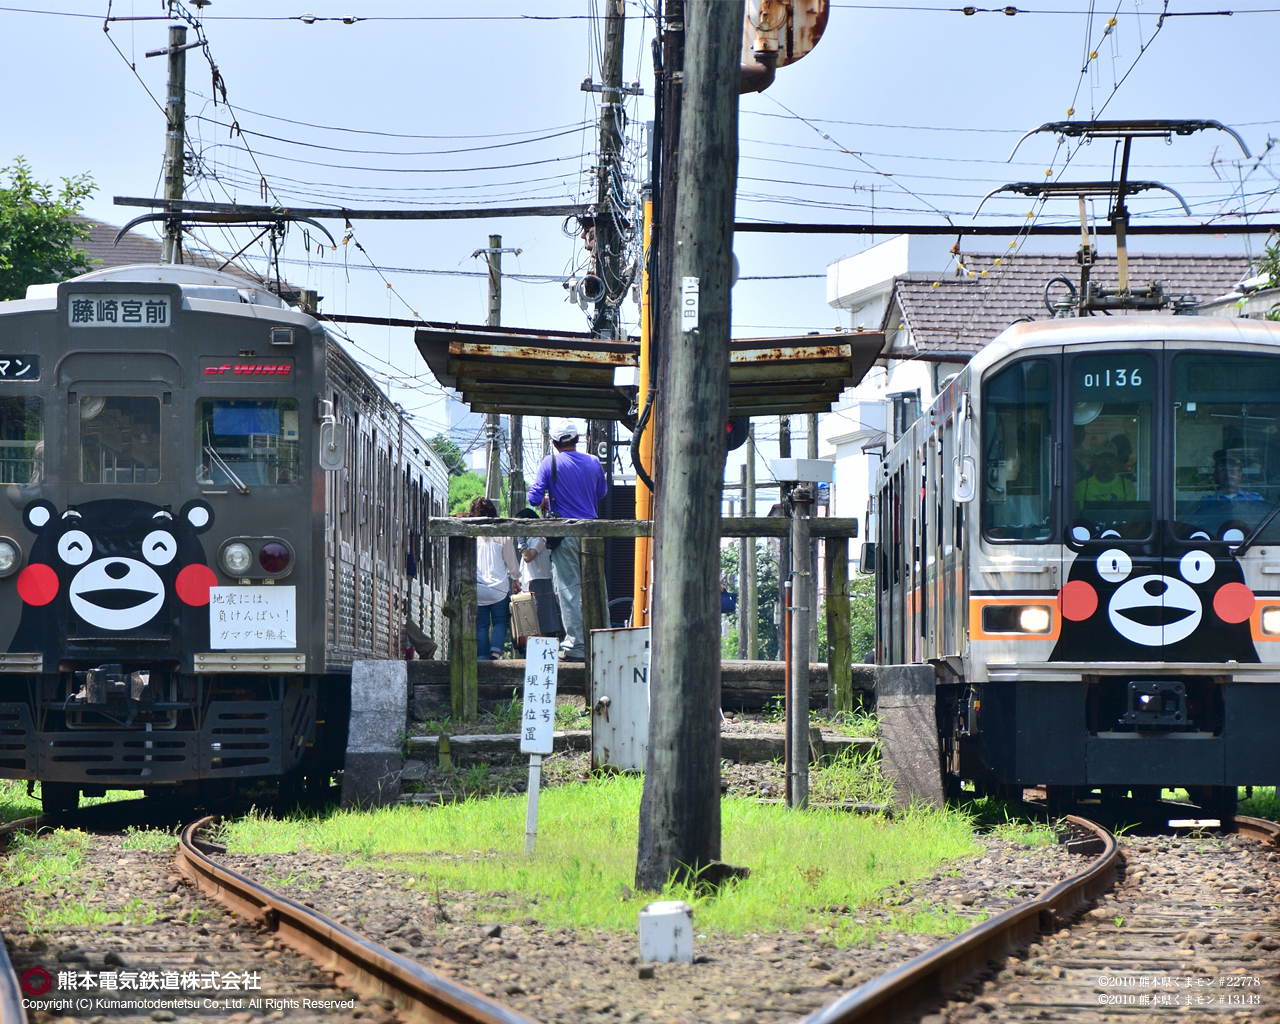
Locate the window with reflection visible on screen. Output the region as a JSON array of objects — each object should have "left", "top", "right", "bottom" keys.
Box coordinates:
[
  {"left": 1070, "top": 353, "right": 1153, "bottom": 540},
  {"left": 1173, "top": 354, "right": 1280, "bottom": 543},
  {"left": 80, "top": 396, "right": 160, "bottom": 484},
  {"left": 982, "top": 359, "right": 1053, "bottom": 541},
  {"left": 197, "top": 399, "right": 299, "bottom": 487},
  {"left": 0, "top": 396, "right": 42, "bottom": 484}
]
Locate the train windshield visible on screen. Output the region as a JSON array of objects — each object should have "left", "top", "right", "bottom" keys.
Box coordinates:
[
  {"left": 1173, "top": 353, "right": 1280, "bottom": 542},
  {"left": 982, "top": 359, "right": 1054, "bottom": 540},
  {"left": 79, "top": 395, "right": 160, "bottom": 484},
  {"left": 197, "top": 399, "right": 300, "bottom": 486},
  {"left": 0, "top": 396, "right": 41, "bottom": 484},
  {"left": 1070, "top": 353, "right": 1154, "bottom": 540}
]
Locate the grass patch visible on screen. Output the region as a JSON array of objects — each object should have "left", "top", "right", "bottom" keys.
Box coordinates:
[
  {"left": 811, "top": 747, "right": 894, "bottom": 805},
  {"left": 220, "top": 776, "right": 978, "bottom": 943},
  {"left": 1239, "top": 786, "right": 1280, "bottom": 820},
  {"left": 120, "top": 825, "right": 179, "bottom": 851},
  {"left": 823, "top": 709, "right": 880, "bottom": 739}
]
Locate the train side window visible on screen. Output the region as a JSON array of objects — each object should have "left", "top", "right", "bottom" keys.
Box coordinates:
[
  {"left": 1173, "top": 353, "right": 1280, "bottom": 542},
  {"left": 0, "top": 396, "right": 42, "bottom": 484},
  {"left": 982, "top": 359, "right": 1054, "bottom": 542},
  {"left": 1070, "top": 353, "right": 1153, "bottom": 540},
  {"left": 196, "top": 399, "right": 299, "bottom": 486},
  {"left": 80, "top": 396, "right": 160, "bottom": 484}
]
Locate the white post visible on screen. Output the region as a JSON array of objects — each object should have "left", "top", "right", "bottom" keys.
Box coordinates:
[{"left": 525, "top": 753, "right": 543, "bottom": 855}]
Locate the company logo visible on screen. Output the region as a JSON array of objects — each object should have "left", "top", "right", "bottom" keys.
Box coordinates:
[
  {"left": 203, "top": 364, "right": 292, "bottom": 376},
  {"left": 21, "top": 967, "right": 51, "bottom": 996}
]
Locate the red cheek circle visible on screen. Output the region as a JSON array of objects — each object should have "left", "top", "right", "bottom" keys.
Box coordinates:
[
  {"left": 15, "top": 563, "right": 59, "bottom": 606},
  {"left": 175, "top": 564, "right": 218, "bottom": 606},
  {"left": 1059, "top": 579, "right": 1098, "bottom": 621},
  {"left": 1213, "top": 582, "right": 1255, "bottom": 624}
]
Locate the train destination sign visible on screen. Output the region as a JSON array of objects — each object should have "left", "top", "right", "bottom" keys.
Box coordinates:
[
  {"left": 67, "top": 294, "right": 171, "bottom": 327},
  {"left": 0, "top": 355, "right": 38, "bottom": 380}
]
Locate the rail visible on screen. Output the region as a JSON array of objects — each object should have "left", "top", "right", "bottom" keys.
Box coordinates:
[
  {"left": 175, "top": 817, "right": 540, "bottom": 1024},
  {"left": 798, "top": 815, "right": 1120, "bottom": 1024}
]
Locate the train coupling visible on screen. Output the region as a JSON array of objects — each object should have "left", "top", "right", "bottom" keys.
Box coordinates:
[
  {"left": 72, "top": 664, "right": 152, "bottom": 704},
  {"left": 1120, "top": 680, "right": 1186, "bottom": 728}
]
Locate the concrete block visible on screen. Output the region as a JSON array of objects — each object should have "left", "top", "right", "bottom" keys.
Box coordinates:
[
  {"left": 639, "top": 901, "right": 694, "bottom": 964},
  {"left": 340, "top": 751, "right": 402, "bottom": 808},
  {"left": 343, "top": 659, "right": 408, "bottom": 809},
  {"left": 401, "top": 759, "right": 427, "bottom": 782},
  {"left": 874, "top": 664, "right": 936, "bottom": 702},
  {"left": 878, "top": 693, "right": 945, "bottom": 810}
]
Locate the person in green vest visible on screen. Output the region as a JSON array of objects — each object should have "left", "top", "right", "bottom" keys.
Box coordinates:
[{"left": 1075, "top": 441, "right": 1136, "bottom": 509}]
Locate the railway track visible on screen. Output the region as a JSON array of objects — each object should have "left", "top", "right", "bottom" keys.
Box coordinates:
[{"left": 1, "top": 809, "right": 1274, "bottom": 1024}]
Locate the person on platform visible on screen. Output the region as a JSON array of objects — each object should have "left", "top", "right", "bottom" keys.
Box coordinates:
[
  {"left": 525, "top": 424, "right": 607, "bottom": 662},
  {"left": 514, "top": 507, "right": 563, "bottom": 642},
  {"left": 467, "top": 496, "right": 520, "bottom": 660}
]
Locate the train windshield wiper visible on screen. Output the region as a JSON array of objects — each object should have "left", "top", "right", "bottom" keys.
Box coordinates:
[
  {"left": 1231, "top": 502, "right": 1280, "bottom": 558},
  {"left": 202, "top": 445, "right": 250, "bottom": 496}
]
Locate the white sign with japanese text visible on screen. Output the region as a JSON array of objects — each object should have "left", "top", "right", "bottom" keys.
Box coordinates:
[
  {"left": 209, "top": 586, "right": 296, "bottom": 649},
  {"left": 520, "top": 637, "right": 560, "bottom": 754},
  {"left": 68, "top": 294, "right": 171, "bottom": 327}
]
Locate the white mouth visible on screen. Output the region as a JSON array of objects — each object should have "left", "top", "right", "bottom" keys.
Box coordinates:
[
  {"left": 1107, "top": 575, "right": 1202, "bottom": 647},
  {"left": 68, "top": 558, "right": 165, "bottom": 631}
]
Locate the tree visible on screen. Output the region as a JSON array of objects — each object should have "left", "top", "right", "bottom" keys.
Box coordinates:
[
  {"left": 448, "top": 471, "right": 485, "bottom": 514},
  {"left": 427, "top": 434, "right": 469, "bottom": 478},
  {"left": 0, "top": 158, "right": 96, "bottom": 301}
]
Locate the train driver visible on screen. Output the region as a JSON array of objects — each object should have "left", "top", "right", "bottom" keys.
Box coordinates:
[{"left": 1191, "top": 450, "right": 1264, "bottom": 510}]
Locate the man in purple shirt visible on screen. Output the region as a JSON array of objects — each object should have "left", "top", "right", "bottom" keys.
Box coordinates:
[{"left": 526, "top": 424, "right": 607, "bottom": 661}]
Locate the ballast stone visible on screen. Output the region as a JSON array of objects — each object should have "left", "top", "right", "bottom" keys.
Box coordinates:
[{"left": 639, "top": 900, "right": 694, "bottom": 964}]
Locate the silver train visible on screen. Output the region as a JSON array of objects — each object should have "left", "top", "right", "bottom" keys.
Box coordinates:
[
  {"left": 0, "top": 264, "right": 448, "bottom": 811},
  {"left": 869, "top": 315, "right": 1280, "bottom": 814}
]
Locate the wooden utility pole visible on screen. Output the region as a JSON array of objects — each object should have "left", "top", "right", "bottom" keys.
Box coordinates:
[
  {"left": 161, "top": 23, "right": 187, "bottom": 265},
  {"left": 745, "top": 426, "right": 758, "bottom": 659},
  {"left": 484, "top": 234, "right": 503, "bottom": 501},
  {"left": 637, "top": 0, "right": 744, "bottom": 891},
  {"left": 591, "top": 0, "right": 627, "bottom": 341}
]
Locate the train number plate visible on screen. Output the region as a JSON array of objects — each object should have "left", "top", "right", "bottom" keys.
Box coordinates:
[{"left": 0, "top": 355, "right": 38, "bottom": 380}]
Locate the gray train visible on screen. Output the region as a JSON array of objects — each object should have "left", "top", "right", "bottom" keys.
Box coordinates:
[
  {"left": 870, "top": 315, "right": 1280, "bottom": 816},
  {"left": 0, "top": 264, "right": 448, "bottom": 812}
]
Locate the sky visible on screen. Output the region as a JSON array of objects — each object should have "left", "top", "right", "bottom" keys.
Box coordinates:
[{"left": 2, "top": 0, "right": 1278, "bottom": 458}]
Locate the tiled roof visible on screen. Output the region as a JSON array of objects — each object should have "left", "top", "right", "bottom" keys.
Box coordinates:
[
  {"left": 77, "top": 217, "right": 222, "bottom": 271},
  {"left": 885, "top": 252, "right": 1253, "bottom": 358}
]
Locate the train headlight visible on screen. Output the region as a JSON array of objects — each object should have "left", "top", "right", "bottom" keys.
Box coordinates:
[
  {"left": 0, "top": 538, "right": 18, "bottom": 577},
  {"left": 1019, "top": 606, "right": 1052, "bottom": 633},
  {"left": 258, "top": 541, "right": 292, "bottom": 574},
  {"left": 1261, "top": 606, "right": 1280, "bottom": 635},
  {"left": 221, "top": 542, "right": 253, "bottom": 575}
]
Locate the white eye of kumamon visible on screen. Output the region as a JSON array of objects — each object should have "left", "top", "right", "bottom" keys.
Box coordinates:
[
  {"left": 1180, "top": 550, "right": 1214, "bottom": 585},
  {"left": 1096, "top": 548, "right": 1132, "bottom": 583},
  {"left": 1071, "top": 526, "right": 1091, "bottom": 542},
  {"left": 57, "top": 530, "right": 93, "bottom": 566},
  {"left": 142, "top": 530, "right": 177, "bottom": 566}
]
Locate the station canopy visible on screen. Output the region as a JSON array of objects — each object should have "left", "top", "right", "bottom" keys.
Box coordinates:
[{"left": 414, "top": 322, "right": 885, "bottom": 424}]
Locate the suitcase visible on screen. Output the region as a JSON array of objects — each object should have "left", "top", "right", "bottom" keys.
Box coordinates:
[{"left": 510, "top": 591, "right": 541, "bottom": 642}]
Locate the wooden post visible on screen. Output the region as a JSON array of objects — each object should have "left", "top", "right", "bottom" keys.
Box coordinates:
[
  {"left": 447, "top": 536, "right": 478, "bottom": 721},
  {"left": 824, "top": 537, "right": 852, "bottom": 714},
  {"left": 788, "top": 488, "right": 812, "bottom": 809},
  {"left": 637, "top": 0, "right": 743, "bottom": 891},
  {"left": 745, "top": 426, "right": 758, "bottom": 659},
  {"left": 581, "top": 536, "right": 609, "bottom": 685}
]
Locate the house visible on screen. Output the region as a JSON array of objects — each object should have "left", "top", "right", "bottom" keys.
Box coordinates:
[{"left": 821, "top": 235, "right": 1252, "bottom": 568}]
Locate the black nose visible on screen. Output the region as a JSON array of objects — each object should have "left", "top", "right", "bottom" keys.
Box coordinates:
[
  {"left": 1144, "top": 579, "right": 1167, "bottom": 597},
  {"left": 104, "top": 561, "right": 129, "bottom": 580}
]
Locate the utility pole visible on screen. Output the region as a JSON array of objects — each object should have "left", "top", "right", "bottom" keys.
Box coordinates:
[
  {"left": 484, "top": 234, "right": 504, "bottom": 502},
  {"left": 807, "top": 412, "right": 820, "bottom": 656},
  {"left": 509, "top": 415, "right": 526, "bottom": 513},
  {"left": 745, "top": 425, "right": 758, "bottom": 659},
  {"left": 161, "top": 23, "right": 187, "bottom": 265},
  {"left": 776, "top": 415, "right": 791, "bottom": 660},
  {"left": 541, "top": 417, "right": 550, "bottom": 458},
  {"left": 590, "top": 0, "right": 627, "bottom": 341},
  {"left": 737, "top": 463, "right": 748, "bottom": 659},
  {"left": 637, "top": 0, "right": 744, "bottom": 892}
]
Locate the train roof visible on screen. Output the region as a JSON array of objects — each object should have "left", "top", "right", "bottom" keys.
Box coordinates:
[{"left": 970, "top": 314, "right": 1280, "bottom": 378}]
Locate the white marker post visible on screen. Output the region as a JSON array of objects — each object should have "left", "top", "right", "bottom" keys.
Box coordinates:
[{"left": 521, "top": 637, "right": 559, "bottom": 855}]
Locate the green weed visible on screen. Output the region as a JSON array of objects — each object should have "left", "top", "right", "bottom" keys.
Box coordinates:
[
  {"left": 120, "top": 825, "right": 178, "bottom": 852},
  {"left": 811, "top": 746, "right": 895, "bottom": 806},
  {"left": 218, "top": 776, "right": 978, "bottom": 943},
  {"left": 824, "top": 709, "right": 881, "bottom": 739}
]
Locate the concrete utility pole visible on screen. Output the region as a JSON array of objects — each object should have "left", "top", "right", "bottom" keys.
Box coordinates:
[
  {"left": 776, "top": 415, "right": 791, "bottom": 660},
  {"left": 807, "top": 412, "right": 820, "bottom": 655},
  {"left": 745, "top": 426, "right": 758, "bottom": 659},
  {"left": 637, "top": 0, "right": 744, "bottom": 892},
  {"left": 509, "top": 415, "right": 526, "bottom": 513},
  {"left": 737, "top": 463, "right": 748, "bottom": 659},
  {"left": 590, "top": 0, "right": 627, "bottom": 341},
  {"left": 161, "top": 23, "right": 187, "bottom": 265},
  {"left": 484, "top": 234, "right": 503, "bottom": 502}
]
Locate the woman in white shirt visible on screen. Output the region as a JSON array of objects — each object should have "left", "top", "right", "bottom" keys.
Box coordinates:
[
  {"left": 514, "top": 508, "right": 563, "bottom": 638},
  {"left": 468, "top": 497, "right": 520, "bottom": 659}
]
